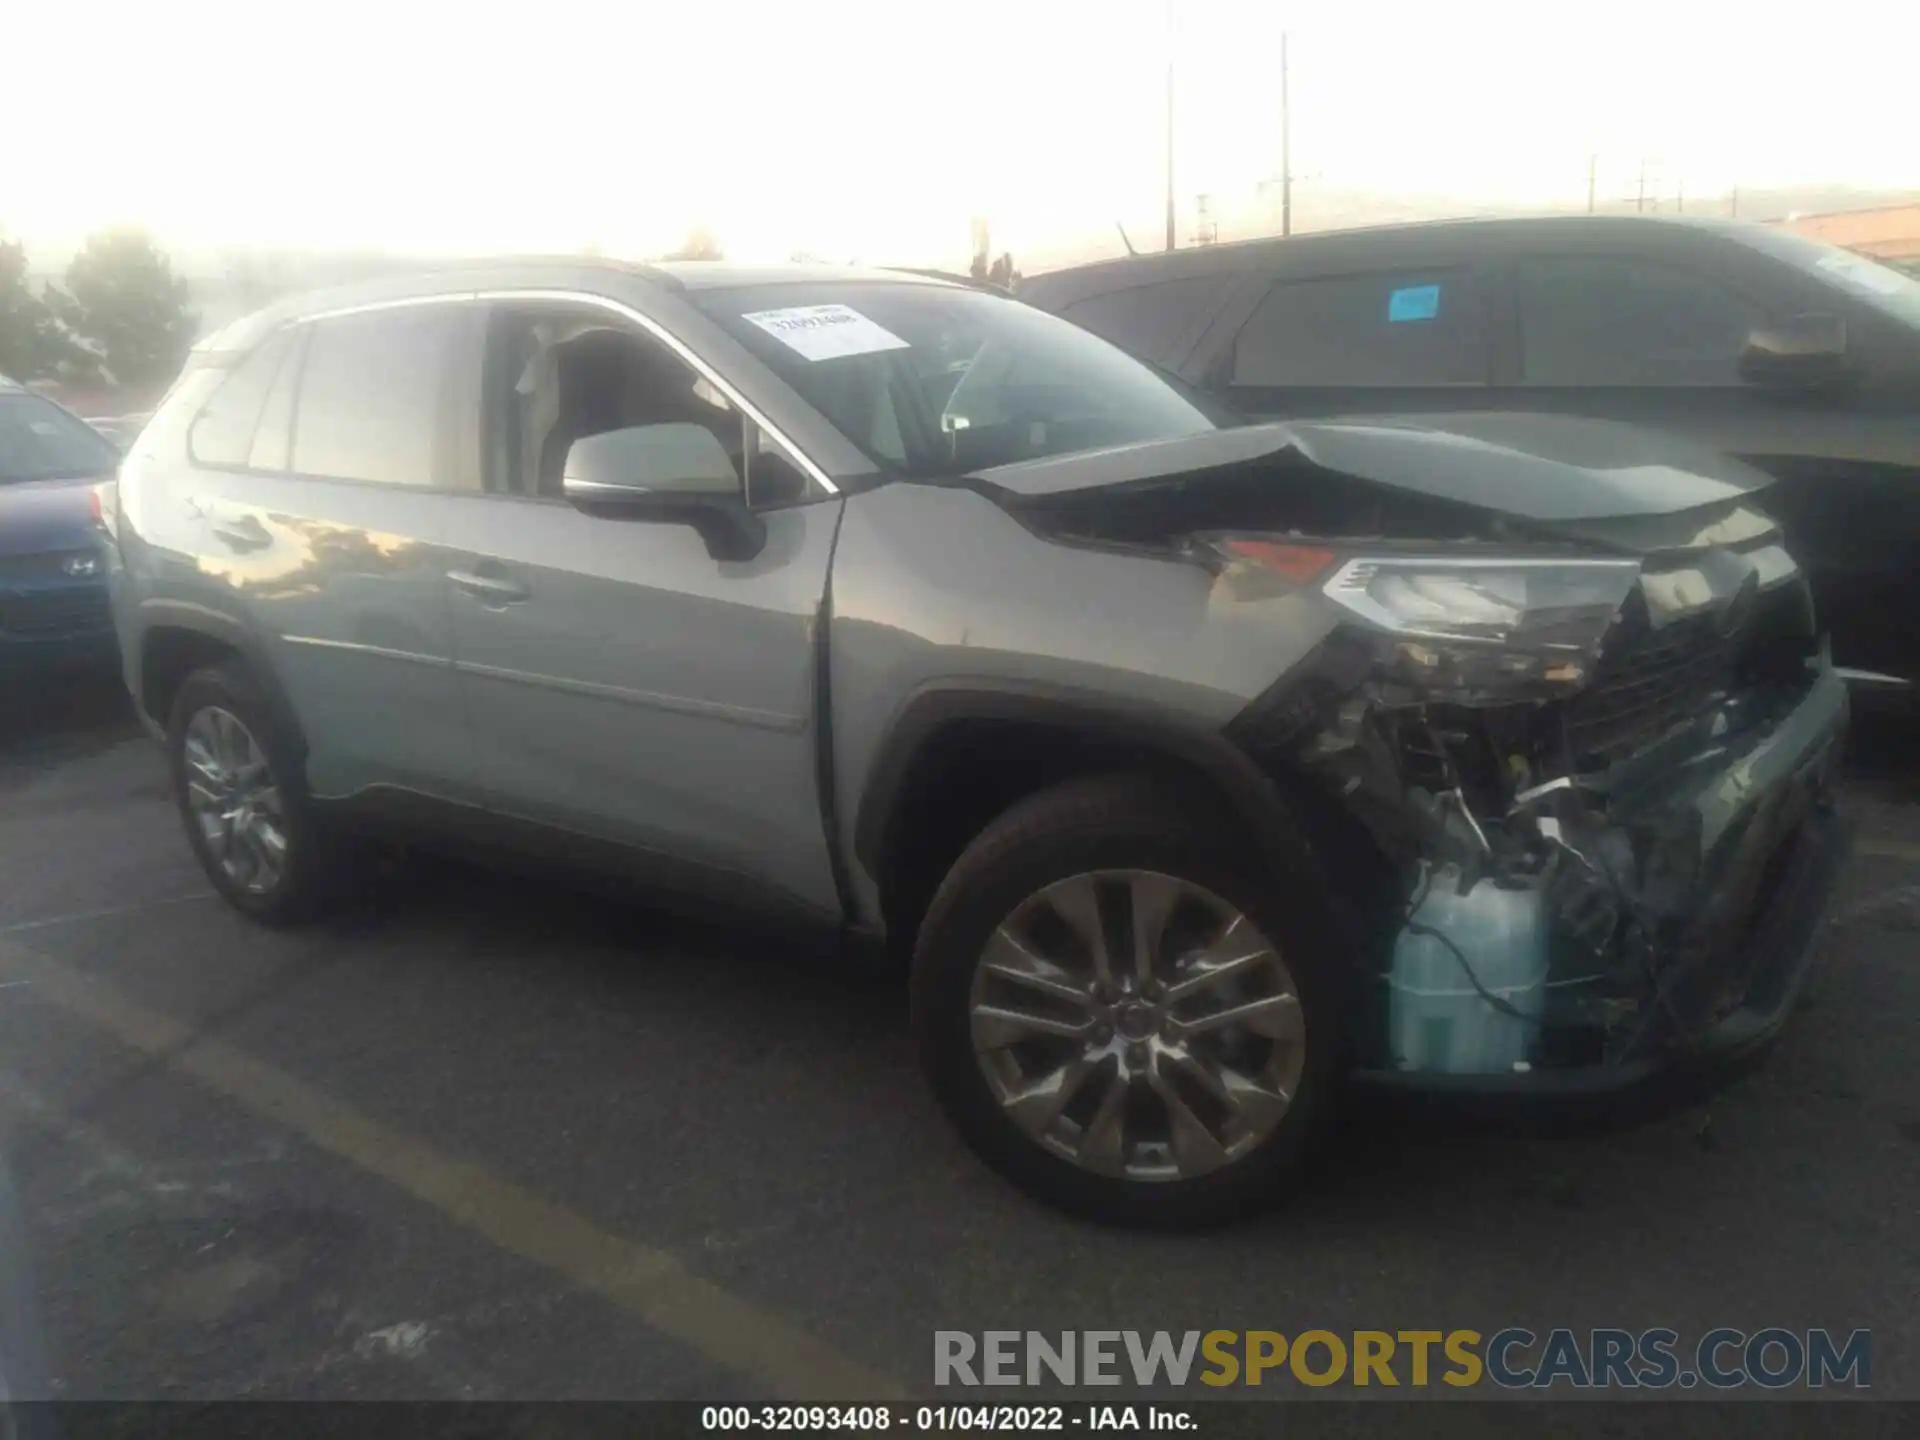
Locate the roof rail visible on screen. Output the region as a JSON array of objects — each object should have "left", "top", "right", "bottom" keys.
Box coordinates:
[
  {"left": 884, "top": 266, "right": 1007, "bottom": 293},
  {"left": 404, "top": 253, "right": 685, "bottom": 291}
]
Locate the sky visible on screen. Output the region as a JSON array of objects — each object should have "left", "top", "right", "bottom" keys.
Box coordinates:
[{"left": 8, "top": 0, "right": 1917, "bottom": 273}]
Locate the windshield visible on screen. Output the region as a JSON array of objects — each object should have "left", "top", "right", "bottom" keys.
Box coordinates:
[
  {"left": 693, "top": 281, "right": 1218, "bottom": 476},
  {"left": 0, "top": 392, "right": 120, "bottom": 484},
  {"left": 1740, "top": 228, "right": 1920, "bottom": 329}
]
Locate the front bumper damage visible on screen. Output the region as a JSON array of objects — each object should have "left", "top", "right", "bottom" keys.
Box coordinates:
[
  {"left": 1373, "top": 663, "right": 1845, "bottom": 1094},
  {"left": 976, "top": 415, "right": 1853, "bottom": 1095},
  {"left": 1240, "top": 647, "right": 1849, "bottom": 1096}
]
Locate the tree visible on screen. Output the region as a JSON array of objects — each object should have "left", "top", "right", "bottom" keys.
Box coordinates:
[
  {"left": 0, "top": 237, "right": 45, "bottom": 378},
  {"left": 662, "top": 227, "right": 723, "bottom": 261},
  {"left": 0, "top": 236, "right": 87, "bottom": 381},
  {"left": 62, "top": 228, "right": 198, "bottom": 391}
]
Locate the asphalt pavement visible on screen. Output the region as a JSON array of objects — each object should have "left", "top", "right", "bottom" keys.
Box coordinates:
[{"left": 1, "top": 666, "right": 1916, "bottom": 1405}]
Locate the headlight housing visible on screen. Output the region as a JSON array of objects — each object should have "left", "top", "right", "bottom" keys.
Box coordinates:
[
  {"left": 1323, "top": 556, "right": 1641, "bottom": 649},
  {"left": 1201, "top": 536, "right": 1642, "bottom": 702},
  {"left": 1322, "top": 555, "right": 1641, "bottom": 699}
]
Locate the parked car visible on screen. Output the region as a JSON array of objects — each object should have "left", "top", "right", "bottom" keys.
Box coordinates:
[
  {"left": 0, "top": 376, "right": 120, "bottom": 672},
  {"left": 106, "top": 260, "right": 1845, "bottom": 1225},
  {"left": 84, "top": 413, "right": 152, "bottom": 452},
  {"left": 1020, "top": 215, "right": 1920, "bottom": 698}
]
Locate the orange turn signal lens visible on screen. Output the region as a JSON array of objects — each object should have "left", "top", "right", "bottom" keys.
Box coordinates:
[{"left": 1218, "top": 538, "right": 1337, "bottom": 584}]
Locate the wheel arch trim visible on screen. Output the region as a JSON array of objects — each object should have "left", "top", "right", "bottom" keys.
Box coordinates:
[
  {"left": 133, "top": 599, "right": 308, "bottom": 761},
  {"left": 850, "top": 683, "right": 1332, "bottom": 904}
]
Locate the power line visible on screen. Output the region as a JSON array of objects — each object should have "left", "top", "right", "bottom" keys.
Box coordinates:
[
  {"left": 1164, "top": 1, "right": 1176, "bottom": 251},
  {"left": 1280, "top": 31, "right": 1293, "bottom": 237}
]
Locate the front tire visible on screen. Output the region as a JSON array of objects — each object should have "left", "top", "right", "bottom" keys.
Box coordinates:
[
  {"left": 911, "top": 773, "right": 1342, "bottom": 1228},
  {"left": 167, "top": 662, "right": 342, "bottom": 926}
]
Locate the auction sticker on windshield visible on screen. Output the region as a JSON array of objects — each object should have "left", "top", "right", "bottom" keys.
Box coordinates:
[{"left": 742, "top": 304, "right": 911, "bottom": 361}]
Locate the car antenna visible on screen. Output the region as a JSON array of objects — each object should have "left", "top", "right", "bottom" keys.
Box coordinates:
[{"left": 1114, "top": 221, "right": 1139, "bottom": 257}]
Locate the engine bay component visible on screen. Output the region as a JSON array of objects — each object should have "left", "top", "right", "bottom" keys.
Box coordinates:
[{"left": 1389, "top": 864, "right": 1550, "bottom": 1076}]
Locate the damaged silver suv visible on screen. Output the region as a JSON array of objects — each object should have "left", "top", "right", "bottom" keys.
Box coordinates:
[{"left": 104, "top": 260, "right": 1848, "bottom": 1226}]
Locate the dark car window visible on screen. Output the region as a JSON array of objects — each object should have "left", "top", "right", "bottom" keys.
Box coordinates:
[
  {"left": 0, "top": 391, "right": 120, "bottom": 484},
  {"left": 1517, "top": 256, "right": 1763, "bottom": 386},
  {"left": 292, "top": 306, "right": 460, "bottom": 485},
  {"left": 1059, "top": 275, "right": 1232, "bottom": 366},
  {"left": 1734, "top": 226, "right": 1920, "bottom": 331},
  {"left": 480, "top": 304, "right": 784, "bottom": 502},
  {"left": 189, "top": 330, "right": 297, "bottom": 469},
  {"left": 1231, "top": 269, "right": 1488, "bottom": 387}
]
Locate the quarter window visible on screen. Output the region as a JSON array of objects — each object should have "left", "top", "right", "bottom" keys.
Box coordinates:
[
  {"left": 1516, "top": 257, "right": 1763, "bottom": 386},
  {"left": 291, "top": 306, "right": 461, "bottom": 485},
  {"left": 1231, "top": 270, "right": 1488, "bottom": 386}
]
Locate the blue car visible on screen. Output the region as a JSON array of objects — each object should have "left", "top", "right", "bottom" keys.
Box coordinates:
[{"left": 0, "top": 376, "right": 121, "bottom": 673}]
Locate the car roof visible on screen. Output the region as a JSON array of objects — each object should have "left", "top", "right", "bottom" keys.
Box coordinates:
[
  {"left": 197, "top": 256, "right": 959, "bottom": 355},
  {"left": 654, "top": 261, "right": 957, "bottom": 291},
  {"left": 1024, "top": 213, "right": 1776, "bottom": 290}
]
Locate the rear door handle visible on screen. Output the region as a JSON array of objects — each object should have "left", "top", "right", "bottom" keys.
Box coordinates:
[{"left": 447, "top": 568, "right": 531, "bottom": 604}]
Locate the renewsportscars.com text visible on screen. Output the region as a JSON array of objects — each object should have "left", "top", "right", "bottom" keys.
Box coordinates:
[{"left": 934, "top": 1328, "right": 1871, "bottom": 1391}]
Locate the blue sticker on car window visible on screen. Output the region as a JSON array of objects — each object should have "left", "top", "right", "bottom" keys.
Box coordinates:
[{"left": 1388, "top": 285, "right": 1441, "bottom": 322}]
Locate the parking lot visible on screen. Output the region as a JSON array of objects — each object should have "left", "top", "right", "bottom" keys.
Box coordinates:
[{"left": 2, "top": 667, "right": 1917, "bottom": 1403}]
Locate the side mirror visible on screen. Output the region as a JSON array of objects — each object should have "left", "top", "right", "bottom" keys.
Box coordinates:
[
  {"left": 562, "top": 423, "right": 765, "bottom": 561},
  {"left": 1739, "top": 313, "right": 1848, "bottom": 388}
]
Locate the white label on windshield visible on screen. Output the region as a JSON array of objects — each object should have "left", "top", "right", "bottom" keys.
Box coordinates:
[
  {"left": 741, "top": 304, "right": 910, "bottom": 362},
  {"left": 1816, "top": 253, "right": 1911, "bottom": 297}
]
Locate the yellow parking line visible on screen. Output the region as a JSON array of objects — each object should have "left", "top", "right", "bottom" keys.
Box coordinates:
[
  {"left": 0, "top": 941, "right": 901, "bottom": 1401},
  {"left": 1856, "top": 839, "right": 1920, "bottom": 865}
]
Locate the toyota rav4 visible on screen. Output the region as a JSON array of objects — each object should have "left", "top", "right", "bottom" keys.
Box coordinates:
[{"left": 104, "top": 260, "right": 1847, "bottom": 1225}]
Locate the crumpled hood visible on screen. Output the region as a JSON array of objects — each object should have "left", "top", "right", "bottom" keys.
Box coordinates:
[
  {"left": 970, "top": 412, "right": 1772, "bottom": 524},
  {"left": 0, "top": 475, "right": 110, "bottom": 558}
]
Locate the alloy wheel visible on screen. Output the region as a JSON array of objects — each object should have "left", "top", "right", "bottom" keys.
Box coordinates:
[
  {"left": 182, "top": 706, "right": 289, "bottom": 895},
  {"left": 968, "top": 869, "right": 1305, "bottom": 1182}
]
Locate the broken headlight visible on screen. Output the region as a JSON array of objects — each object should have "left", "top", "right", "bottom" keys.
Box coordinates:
[{"left": 1322, "top": 555, "right": 1642, "bottom": 699}]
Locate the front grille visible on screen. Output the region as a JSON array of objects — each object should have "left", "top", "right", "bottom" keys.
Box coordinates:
[
  {"left": 1562, "top": 603, "right": 1743, "bottom": 768},
  {"left": 0, "top": 589, "right": 112, "bottom": 637}
]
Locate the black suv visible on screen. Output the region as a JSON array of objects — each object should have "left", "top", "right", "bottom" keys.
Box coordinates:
[{"left": 1022, "top": 215, "right": 1920, "bottom": 693}]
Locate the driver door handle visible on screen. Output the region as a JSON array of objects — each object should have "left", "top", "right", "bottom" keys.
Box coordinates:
[{"left": 448, "top": 567, "right": 531, "bottom": 605}]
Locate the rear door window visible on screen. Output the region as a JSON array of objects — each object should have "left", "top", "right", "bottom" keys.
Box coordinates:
[
  {"left": 1231, "top": 270, "right": 1489, "bottom": 387},
  {"left": 1516, "top": 256, "right": 1764, "bottom": 386},
  {"left": 291, "top": 306, "right": 463, "bottom": 485}
]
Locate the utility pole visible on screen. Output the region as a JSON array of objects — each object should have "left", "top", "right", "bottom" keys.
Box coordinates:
[
  {"left": 1730, "top": 186, "right": 1740, "bottom": 218},
  {"left": 1635, "top": 160, "right": 1648, "bottom": 214},
  {"left": 1163, "top": 0, "right": 1177, "bottom": 251},
  {"left": 1587, "top": 154, "right": 1597, "bottom": 214},
  {"left": 1280, "top": 31, "right": 1293, "bottom": 236},
  {"left": 1677, "top": 180, "right": 1685, "bottom": 214}
]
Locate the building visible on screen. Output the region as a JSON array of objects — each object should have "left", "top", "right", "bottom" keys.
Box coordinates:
[{"left": 1778, "top": 204, "right": 1920, "bottom": 271}]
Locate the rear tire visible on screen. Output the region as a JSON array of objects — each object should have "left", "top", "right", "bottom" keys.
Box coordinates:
[
  {"left": 911, "top": 772, "right": 1343, "bottom": 1228},
  {"left": 166, "top": 662, "right": 345, "bottom": 926}
]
